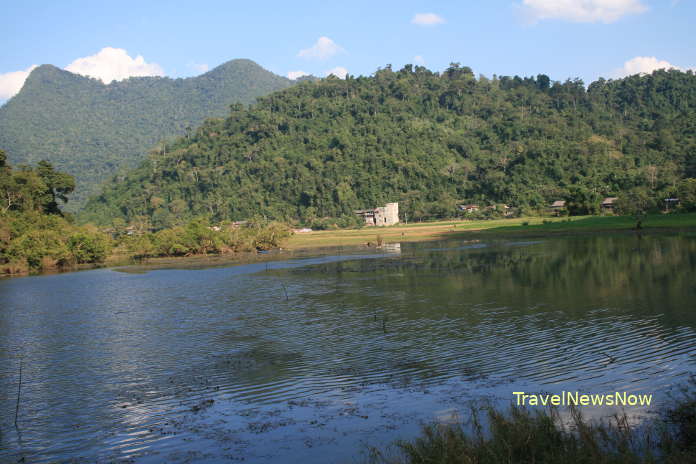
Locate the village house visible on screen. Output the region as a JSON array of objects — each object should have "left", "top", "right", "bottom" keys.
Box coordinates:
[
  {"left": 664, "top": 198, "right": 679, "bottom": 212},
  {"left": 601, "top": 197, "right": 618, "bottom": 211},
  {"left": 355, "top": 202, "right": 399, "bottom": 226},
  {"left": 499, "top": 204, "right": 514, "bottom": 216},
  {"left": 549, "top": 200, "right": 566, "bottom": 216},
  {"left": 458, "top": 204, "right": 480, "bottom": 214}
]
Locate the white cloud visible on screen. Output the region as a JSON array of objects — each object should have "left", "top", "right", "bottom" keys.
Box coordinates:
[
  {"left": 614, "top": 56, "right": 689, "bottom": 77},
  {"left": 520, "top": 0, "right": 647, "bottom": 23},
  {"left": 0, "top": 65, "right": 37, "bottom": 100},
  {"left": 287, "top": 70, "right": 309, "bottom": 80},
  {"left": 324, "top": 67, "right": 348, "bottom": 79},
  {"left": 413, "top": 55, "right": 426, "bottom": 65},
  {"left": 65, "top": 47, "right": 164, "bottom": 83},
  {"left": 297, "top": 37, "right": 344, "bottom": 60},
  {"left": 188, "top": 62, "right": 209, "bottom": 74},
  {"left": 411, "top": 13, "right": 445, "bottom": 26}
]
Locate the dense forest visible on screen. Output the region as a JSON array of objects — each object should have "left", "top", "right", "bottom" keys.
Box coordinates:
[
  {"left": 81, "top": 65, "right": 696, "bottom": 228},
  {"left": 0, "top": 59, "right": 293, "bottom": 209},
  {"left": 0, "top": 149, "right": 111, "bottom": 274},
  {"left": 0, "top": 148, "right": 291, "bottom": 274}
]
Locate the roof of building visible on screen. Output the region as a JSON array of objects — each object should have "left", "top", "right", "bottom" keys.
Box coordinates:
[
  {"left": 602, "top": 197, "right": 619, "bottom": 205},
  {"left": 551, "top": 200, "right": 566, "bottom": 207}
]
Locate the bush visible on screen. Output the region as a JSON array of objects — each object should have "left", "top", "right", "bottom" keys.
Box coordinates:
[
  {"left": 68, "top": 229, "right": 111, "bottom": 263},
  {"left": 119, "top": 218, "right": 292, "bottom": 259},
  {"left": 249, "top": 221, "right": 291, "bottom": 250},
  {"left": 6, "top": 229, "right": 70, "bottom": 269}
]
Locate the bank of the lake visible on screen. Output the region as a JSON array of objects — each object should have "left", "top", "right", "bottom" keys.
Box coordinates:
[{"left": 286, "top": 212, "right": 696, "bottom": 250}]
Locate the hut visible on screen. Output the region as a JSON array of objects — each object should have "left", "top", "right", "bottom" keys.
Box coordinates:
[
  {"left": 549, "top": 200, "right": 566, "bottom": 216},
  {"left": 458, "top": 204, "right": 480, "bottom": 214},
  {"left": 601, "top": 197, "right": 618, "bottom": 211}
]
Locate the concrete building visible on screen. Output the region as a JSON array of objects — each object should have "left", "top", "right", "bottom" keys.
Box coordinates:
[{"left": 356, "top": 202, "right": 399, "bottom": 226}]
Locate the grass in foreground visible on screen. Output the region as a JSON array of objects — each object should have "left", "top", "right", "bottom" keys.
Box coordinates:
[
  {"left": 369, "top": 381, "right": 696, "bottom": 464},
  {"left": 287, "top": 213, "right": 696, "bottom": 250}
]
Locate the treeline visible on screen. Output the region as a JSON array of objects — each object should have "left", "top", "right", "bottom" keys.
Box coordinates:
[
  {"left": 118, "top": 218, "right": 290, "bottom": 260},
  {"left": 1, "top": 150, "right": 291, "bottom": 275},
  {"left": 0, "top": 149, "right": 110, "bottom": 274},
  {"left": 82, "top": 65, "right": 696, "bottom": 228}
]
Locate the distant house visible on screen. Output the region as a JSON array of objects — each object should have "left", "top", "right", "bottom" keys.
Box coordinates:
[
  {"left": 226, "top": 221, "right": 248, "bottom": 229},
  {"left": 356, "top": 202, "right": 399, "bottom": 226},
  {"left": 293, "top": 228, "right": 313, "bottom": 233},
  {"left": 499, "top": 204, "right": 514, "bottom": 216},
  {"left": 601, "top": 197, "right": 618, "bottom": 210},
  {"left": 664, "top": 198, "right": 679, "bottom": 212},
  {"left": 458, "top": 204, "right": 480, "bottom": 214},
  {"left": 550, "top": 200, "right": 566, "bottom": 216}
]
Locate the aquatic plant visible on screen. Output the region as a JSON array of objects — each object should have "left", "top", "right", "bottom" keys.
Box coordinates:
[{"left": 371, "top": 379, "right": 696, "bottom": 463}]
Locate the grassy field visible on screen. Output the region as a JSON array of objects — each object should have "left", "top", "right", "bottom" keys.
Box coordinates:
[{"left": 287, "top": 213, "right": 696, "bottom": 249}]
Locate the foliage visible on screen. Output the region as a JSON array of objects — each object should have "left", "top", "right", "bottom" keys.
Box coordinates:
[
  {"left": 615, "top": 188, "right": 657, "bottom": 216},
  {"left": 67, "top": 228, "right": 111, "bottom": 263},
  {"left": 566, "top": 186, "right": 601, "bottom": 216},
  {"left": 0, "top": 60, "right": 293, "bottom": 209},
  {"left": 676, "top": 178, "right": 696, "bottom": 211},
  {"left": 121, "top": 218, "right": 291, "bottom": 260},
  {"left": 371, "top": 380, "right": 696, "bottom": 463},
  {"left": 81, "top": 66, "right": 696, "bottom": 227},
  {"left": 0, "top": 151, "right": 111, "bottom": 274}
]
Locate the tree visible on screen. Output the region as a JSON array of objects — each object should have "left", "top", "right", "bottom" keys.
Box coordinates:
[
  {"left": 37, "top": 161, "right": 75, "bottom": 214},
  {"left": 677, "top": 178, "right": 696, "bottom": 211}
]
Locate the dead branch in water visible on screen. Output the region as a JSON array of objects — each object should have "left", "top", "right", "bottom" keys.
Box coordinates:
[{"left": 15, "top": 356, "right": 22, "bottom": 427}]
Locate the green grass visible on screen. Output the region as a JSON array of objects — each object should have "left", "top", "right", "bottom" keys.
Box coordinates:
[
  {"left": 288, "top": 213, "right": 696, "bottom": 250},
  {"left": 369, "top": 379, "right": 696, "bottom": 464},
  {"left": 477, "top": 213, "right": 696, "bottom": 235}
]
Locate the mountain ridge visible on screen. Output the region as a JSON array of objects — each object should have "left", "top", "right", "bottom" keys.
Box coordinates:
[{"left": 0, "top": 58, "right": 293, "bottom": 209}]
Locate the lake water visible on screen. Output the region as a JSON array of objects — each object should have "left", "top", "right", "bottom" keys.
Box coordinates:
[{"left": 1, "top": 233, "right": 695, "bottom": 463}]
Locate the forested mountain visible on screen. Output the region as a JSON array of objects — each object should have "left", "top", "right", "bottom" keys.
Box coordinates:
[
  {"left": 81, "top": 65, "right": 696, "bottom": 228},
  {"left": 0, "top": 59, "right": 293, "bottom": 208}
]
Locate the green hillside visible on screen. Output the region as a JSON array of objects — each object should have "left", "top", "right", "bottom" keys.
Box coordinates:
[
  {"left": 81, "top": 65, "right": 696, "bottom": 227},
  {"left": 0, "top": 59, "right": 292, "bottom": 209}
]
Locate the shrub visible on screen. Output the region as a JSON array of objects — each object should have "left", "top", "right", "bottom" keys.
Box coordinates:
[
  {"left": 6, "top": 229, "right": 70, "bottom": 269},
  {"left": 68, "top": 229, "right": 111, "bottom": 263}
]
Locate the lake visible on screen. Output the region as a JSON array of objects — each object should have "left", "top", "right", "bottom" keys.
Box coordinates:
[{"left": 1, "top": 233, "right": 695, "bottom": 463}]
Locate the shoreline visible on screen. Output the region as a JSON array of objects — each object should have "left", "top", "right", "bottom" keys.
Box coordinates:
[
  {"left": 286, "top": 212, "right": 696, "bottom": 249},
  {"left": 3, "top": 213, "right": 696, "bottom": 279}
]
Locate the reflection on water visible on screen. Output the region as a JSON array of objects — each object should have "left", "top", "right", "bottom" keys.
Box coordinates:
[{"left": 1, "top": 233, "right": 695, "bottom": 463}]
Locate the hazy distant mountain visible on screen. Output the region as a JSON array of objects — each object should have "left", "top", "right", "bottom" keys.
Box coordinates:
[{"left": 0, "top": 59, "right": 293, "bottom": 209}]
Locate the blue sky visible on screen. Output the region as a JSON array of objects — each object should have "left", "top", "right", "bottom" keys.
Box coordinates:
[{"left": 1, "top": 0, "right": 695, "bottom": 102}]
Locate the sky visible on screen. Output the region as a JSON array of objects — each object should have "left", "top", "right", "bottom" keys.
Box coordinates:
[{"left": 1, "top": 0, "right": 695, "bottom": 103}]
